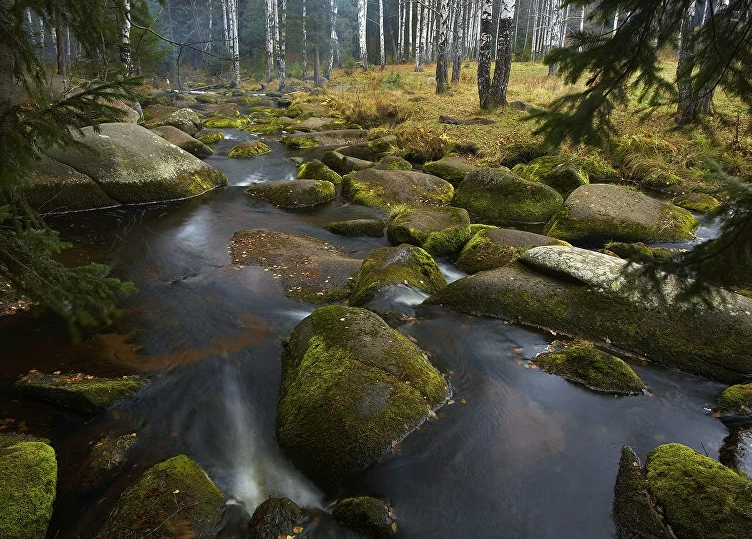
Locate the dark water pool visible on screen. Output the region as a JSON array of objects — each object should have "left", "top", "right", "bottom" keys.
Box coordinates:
[{"left": 0, "top": 130, "right": 732, "bottom": 538}]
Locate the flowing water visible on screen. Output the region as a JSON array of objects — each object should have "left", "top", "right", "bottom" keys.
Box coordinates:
[{"left": 0, "top": 128, "right": 733, "bottom": 538}]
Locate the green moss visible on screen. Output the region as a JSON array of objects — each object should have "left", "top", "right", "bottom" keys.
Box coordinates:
[
  {"left": 469, "top": 224, "right": 497, "bottom": 235},
  {"left": 324, "top": 218, "right": 385, "bottom": 237},
  {"left": 277, "top": 306, "right": 447, "bottom": 488},
  {"left": 387, "top": 206, "right": 471, "bottom": 256},
  {"left": 344, "top": 169, "right": 454, "bottom": 209},
  {"left": 604, "top": 241, "right": 678, "bottom": 263},
  {"left": 672, "top": 193, "right": 721, "bottom": 213},
  {"left": 717, "top": 384, "right": 752, "bottom": 414},
  {"left": 534, "top": 345, "right": 647, "bottom": 395},
  {"left": 228, "top": 141, "right": 272, "bottom": 158},
  {"left": 512, "top": 156, "right": 589, "bottom": 197},
  {"left": 0, "top": 439, "right": 57, "bottom": 539},
  {"left": 455, "top": 230, "right": 528, "bottom": 273},
  {"left": 297, "top": 160, "right": 343, "bottom": 184},
  {"left": 16, "top": 371, "right": 146, "bottom": 414},
  {"left": 375, "top": 155, "right": 413, "bottom": 170},
  {"left": 203, "top": 116, "right": 250, "bottom": 129},
  {"left": 499, "top": 142, "right": 549, "bottom": 168},
  {"left": 196, "top": 130, "right": 224, "bottom": 144},
  {"left": 332, "top": 497, "right": 394, "bottom": 539},
  {"left": 645, "top": 443, "right": 752, "bottom": 539},
  {"left": 280, "top": 135, "right": 321, "bottom": 149},
  {"left": 99, "top": 455, "right": 225, "bottom": 539},
  {"left": 422, "top": 157, "right": 477, "bottom": 186},
  {"left": 349, "top": 245, "right": 447, "bottom": 306},
  {"left": 247, "top": 180, "right": 335, "bottom": 208}
]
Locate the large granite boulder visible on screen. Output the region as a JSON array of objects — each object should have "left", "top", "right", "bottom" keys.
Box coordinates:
[
  {"left": 386, "top": 206, "right": 471, "bottom": 256},
  {"left": 544, "top": 184, "right": 697, "bottom": 245},
  {"left": 277, "top": 305, "right": 448, "bottom": 489},
  {"left": 455, "top": 228, "right": 568, "bottom": 273},
  {"left": 344, "top": 169, "right": 454, "bottom": 209},
  {"left": 44, "top": 123, "right": 227, "bottom": 204},
  {"left": 427, "top": 245, "right": 752, "bottom": 383},
  {"left": 143, "top": 107, "right": 202, "bottom": 134},
  {"left": 150, "top": 125, "right": 213, "bottom": 157}
]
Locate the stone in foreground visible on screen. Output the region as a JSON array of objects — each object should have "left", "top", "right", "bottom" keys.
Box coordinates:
[
  {"left": 247, "top": 497, "right": 304, "bottom": 539},
  {"left": 332, "top": 497, "right": 396, "bottom": 539},
  {"left": 247, "top": 180, "right": 335, "bottom": 208},
  {"left": 277, "top": 305, "right": 448, "bottom": 489},
  {"left": 386, "top": 206, "right": 471, "bottom": 256},
  {"left": 344, "top": 169, "right": 454, "bottom": 209}
]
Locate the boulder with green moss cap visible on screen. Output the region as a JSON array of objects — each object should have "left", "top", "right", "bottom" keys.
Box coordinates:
[
  {"left": 247, "top": 180, "right": 335, "bottom": 208},
  {"left": 375, "top": 156, "right": 413, "bottom": 171},
  {"left": 294, "top": 116, "right": 346, "bottom": 132},
  {"left": 344, "top": 169, "right": 454, "bottom": 209},
  {"left": 195, "top": 129, "right": 225, "bottom": 144},
  {"left": 16, "top": 371, "right": 146, "bottom": 414},
  {"left": 453, "top": 168, "right": 563, "bottom": 223},
  {"left": 512, "top": 155, "right": 589, "bottom": 197},
  {"left": 277, "top": 305, "right": 448, "bottom": 488},
  {"left": 248, "top": 497, "right": 304, "bottom": 539},
  {"left": 98, "top": 455, "right": 225, "bottom": 539},
  {"left": 297, "top": 159, "right": 343, "bottom": 184},
  {"left": 534, "top": 345, "right": 647, "bottom": 395},
  {"left": 228, "top": 140, "right": 271, "bottom": 158},
  {"left": 456, "top": 228, "right": 568, "bottom": 274},
  {"left": 321, "top": 151, "right": 375, "bottom": 174},
  {"left": 604, "top": 242, "right": 678, "bottom": 262},
  {"left": 716, "top": 384, "right": 752, "bottom": 414},
  {"left": 150, "top": 125, "right": 213, "bottom": 157},
  {"left": 644, "top": 443, "right": 752, "bottom": 539},
  {"left": 281, "top": 129, "right": 368, "bottom": 149},
  {"left": 544, "top": 184, "right": 697, "bottom": 245},
  {"left": 0, "top": 435, "right": 57, "bottom": 539},
  {"left": 336, "top": 135, "right": 397, "bottom": 161},
  {"left": 230, "top": 229, "right": 361, "bottom": 303},
  {"left": 141, "top": 104, "right": 177, "bottom": 122},
  {"left": 143, "top": 107, "right": 202, "bottom": 134},
  {"left": 350, "top": 244, "right": 447, "bottom": 306},
  {"left": 499, "top": 142, "right": 549, "bottom": 169},
  {"left": 672, "top": 192, "right": 721, "bottom": 213},
  {"left": 324, "top": 218, "right": 385, "bottom": 237},
  {"left": 386, "top": 205, "right": 471, "bottom": 256},
  {"left": 332, "top": 497, "right": 396, "bottom": 539},
  {"left": 423, "top": 156, "right": 478, "bottom": 186},
  {"left": 427, "top": 245, "right": 752, "bottom": 383},
  {"left": 203, "top": 103, "right": 250, "bottom": 128}
]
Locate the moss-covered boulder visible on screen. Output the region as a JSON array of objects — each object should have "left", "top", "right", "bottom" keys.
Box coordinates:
[
  {"left": 277, "top": 305, "right": 448, "bottom": 488},
  {"left": 247, "top": 180, "right": 335, "bottom": 209},
  {"left": 645, "top": 443, "right": 752, "bottom": 539},
  {"left": 350, "top": 244, "right": 447, "bottom": 306},
  {"left": 99, "top": 455, "right": 225, "bottom": 539},
  {"left": 344, "top": 169, "right": 454, "bottom": 209},
  {"left": 720, "top": 427, "right": 752, "bottom": 479},
  {"left": 534, "top": 345, "right": 646, "bottom": 395},
  {"left": 231, "top": 229, "right": 361, "bottom": 303},
  {"left": 427, "top": 245, "right": 752, "bottom": 384},
  {"left": 499, "top": 142, "right": 549, "bottom": 169},
  {"left": 386, "top": 206, "right": 471, "bottom": 256},
  {"left": 336, "top": 135, "right": 397, "bottom": 162},
  {"left": 16, "top": 371, "right": 146, "bottom": 414},
  {"left": 453, "top": 168, "right": 563, "bottom": 223},
  {"left": 203, "top": 103, "right": 250, "bottom": 128},
  {"left": 321, "top": 151, "right": 375, "bottom": 174},
  {"left": 44, "top": 123, "right": 227, "bottom": 204},
  {"left": 375, "top": 155, "right": 413, "bottom": 171},
  {"left": 456, "top": 228, "right": 568, "bottom": 273},
  {"left": 141, "top": 104, "right": 177, "bottom": 122},
  {"left": 0, "top": 436, "right": 57, "bottom": 539},
  {"left": 228, "top": 140, "right": 271, "bottom": 158},
  {"left": 324, "top": 218, "right": 385, "bottom": 237},
  {"left": 332, "top": 497, "right": 396, "bottom": 539},
  {"left": 512, "top": 156, "right": 589, "bottom": 197},
  {"left": 143, "top": 107, "right": 202, "bottom": 135},
  {"left": 294, "top": 116, "right": 346, "bottom": 132},
  {"left": 604, "top": 242, "right": 678, "bottom": 262},
  {"left": 297, "top": 159, "right": 343, "bottom": 184},
  {"left": 150, "top": 125, "right": 213, "bottom": 157},
  {"left": 423, "top": 156, "right": 478, "bottom": 186},
  {"left": 544, "top": 184, "right": 697, "bottom": 245},
  {"left": 20, "top": 154, "right": 120, "bottom": 213},
  {"left": 247, "top": 497, "right": 304, "bottom": 539},
  {"left": 613, "top": 446, "right": 672, "bottom": 539},
  {"left": 672, "top": 193, "right": 721, "bottom": 213},
  {"left": 716, "top": 384, "right": 752, "bottom": 414},
  {"left": 281, "top": 129, "right": 368, "bottom": 149},
  {"left": 195, "top": 129, "right": 225, "bottom": 144}
]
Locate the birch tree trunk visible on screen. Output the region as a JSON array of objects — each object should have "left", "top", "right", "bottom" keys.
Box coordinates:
[
  {"left": 120, "top": 0, "right": 133, "bottom": 76},
  {"left": 414, "top": 2, "right": 423, "bottom": 71},
  {"left": 436, "top": 0, "right": 450, "bottom": 93},
  {"left": 451, "top": 0, "right": 463, "bottom": 83},
  {"left": 229, "top": 0, "right": 240, "bottom": 85},
  {"left": 265, "top": 0, "right": 275, "bottom": 82},
  {"left": 326, "top": 0, "right": 337, "bottom": 78},
  {"left": 379, "top": 0, "right": 385, "bottom": 69},
  {"left": 302, "top": 0, "right": 307, "bottom": 77},
  {"left": 420, "top": 1, "right": 429, "bottom": 64},
  {"left": 277, "top": 0, "right": 286, "bottom": 89},
  {"left": 208, "top": 0, "right": 213, "bottom": 51},
  {"left": 408, "top": 0, "right": 413, "bottom": 61},
  {"left": 221, "top": 0, "right": 230, "bottom": 52},
  {"left": 397, "top": 0, "right": 404, "bottom": 62},
  {"left": 488, "top": 0, "right": 514, "bottom": 106},
  {"left": 478, "top": 0, "right": 494, "bottom": 108},
  {"left": 357, "top": 0, "right": 368, "bottom": 70}
]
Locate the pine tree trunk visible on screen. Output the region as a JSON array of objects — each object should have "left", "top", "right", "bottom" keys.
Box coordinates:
[
  {"left": 488, "top": 3, "right": 514, "bottom": 106},
  {"left": 436, "top": 0, "right": 450, "bottom": 93},
  {"left": 0, "top": 0, "right": 15, "bottom": 101},
  {"left": 357, "top": 0, "right": 368, "bottom": 70},
  {"left": 265, "top": 0, "right": 275, "bottom": 82},
  {"left": 277, "top": 0, "right": 286, "bottom": 90},
  {"left": 56, "top": 18, "right": 66, "bottom": 76},
  {"left": 478, "top": 0, "right": 494, "bottom": 108},
  {"left": 302, "top": 0, "right": 307, "bottom": 78},
  {"left": 379, "top": 0, "right": 385, "bottom": 69},
  {"left": 314, "top": 46, "right": 320, "bottom": 87},
  {"left": 676, "top": 2, "right": 696, "bottom": 116}
]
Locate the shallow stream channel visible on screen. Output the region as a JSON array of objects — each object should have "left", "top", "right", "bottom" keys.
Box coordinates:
[{"left": 0, "top": 127, "right": 736, "bottom": 538}]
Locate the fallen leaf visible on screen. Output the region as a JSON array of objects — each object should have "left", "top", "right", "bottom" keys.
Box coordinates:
[{"left": 293, "top": 526, "right": 304, "bottom": 534}]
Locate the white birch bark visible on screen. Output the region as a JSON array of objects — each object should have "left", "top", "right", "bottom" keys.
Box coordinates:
[
  {"left": 221, "top": 0, "right": 230, "bottom": 52},
  {"left": 208, "top": 0, "right": 213, "bottom": 51},
  {"left": 229, "top": 0, "right": 240, "bottom": 85},
  {"left": 398, "top": 0, "right": 404, "bottom": 63},
  {"left": 414, "top": 1, "right": 423, "bottom": 71},
  {"left": 277, "top": 0, "right": 286, "bottom": 89},
  {"left": 327, "top": 0, "right": 337, "bottom": 78},
  {"left": 357, "top": 0, "right": 368, "bottom": 69},
  {"left": 302, "top": 0, "right": 307, "bottom": 77},
  {"left": 379, "top": 0, "right": 385, "bottom": 68},
  {"left": 265, "top": 0, "right": 275, "bottom": 82},
  {"left": 121, "top": 0, "right": 134, "bottom": 76},
  {"left": 408, "top": 0, "right": 413, "bottom": 60}
]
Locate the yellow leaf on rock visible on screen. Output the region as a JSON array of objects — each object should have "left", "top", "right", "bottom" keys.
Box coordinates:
[{"left": 293, "top": 527, "right": 304, "bottom": 534}]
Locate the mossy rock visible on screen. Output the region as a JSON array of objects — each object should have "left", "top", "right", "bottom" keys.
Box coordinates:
[
  {"left": 716, "top": 384, "right": 752, "bottom": 414},
  {"left": 0, "top": 437, "right": 57, "bottom": 539},
  {"left": 456, "top": 228, "right": 568, "bottom": 274},
  {"left": 350, "top": 244, "right": 447, "bottom": 306},
  {"left": 672, "top": 193, "right": 721, "bottom": 213},
  {"left": 297, "top": 159, "right": 343, "bottom": 185},
  {"left": 247, "top": 180, "right": 335, "bottom": 209},
  {"left": 613, "top": 446, "right": 672, "bottom": 539},
  {"left": 512, "top": 156, "right": 589, "bottom": 197},
  {"left": 645, "top": 443, "right": 752, "bottom": 539},
  {"left": 426, "top": 246, "right": 752, "bottom": 384},
  {"left": 720, "top": 427, "right": 752, "bottom": 479},
  {"left": 203, "top": 107, "right": 250, "bottom": 129},
  {"left": 142, "top": 107, "right": 202, "bottom": 135},
  {"left": 247, "top": 497, "right": 303, "bottom": 539},
  {"left": 141, "top": 104, "right": 177, "bottom": 122},
  {"left": 295, "top": 117, "right": 347, "bottom": 132},
  {"left": 230, "top": 229, "right": 361, "bottom": 303},
  {"left": 44, "top": 123, "right": 227, "bottom": 204},
  {"left": 281, "top": 129, "right": 368, "bottom": 149},
  {"left": 324, "top": 218, "right": 385, "bottom": 237},
  {"left": 453, "top": 167, "right": 563, "bottom": 224},
  {"left": 344, "top": 169, "right": 454, "bottom": 210},
  {"left": 16, "top": 371, "right": 146, "bottom": 414},
  {"left": 196, "top": 130, "right": 225, "bottom": 144},
  {"left": 150, "top": 125, "right": 213, "bottom": 158},
  {"left": 544, "top": 184, "right": 698, "bottom": 246},
  {"left": 469, "top": 223, "right": 498, "bottom": 235},
  {"left": 375, "top": 155, "right": 413, "bottom": 171},
  {"left": 604, "top": 242, "right": 678, "bottom": 263},
  {"left": 423, "top": 156, "right": 478, "bottom": 186},
  {"left": 228, "top": 140, "right": 272, "bottom": 158},
  {"left": 194, "top": 93, "right": 219, "bottom": 104},
  {"left": 332, "top": 497, "right": 396, "bottom": 539},
  {"left": 387, "top": 205, "right": 471, "bottom": 256},
  {"left": 499, "top": 142, "right": 549, "bottom": 168},
  {"left": 277, "top": 305, "right": 448, "bottom": 489},
  {"left": 321, "top": 151, "right": 375, "bottom": 174},
  {"left": 534, "top": 345, "right": 647, "bottom": 395},
  {"left": 336, "top": 135, "right": 397, "bottom": 162},
  {"left": 98, "top": 455, "right": 225, "bottom": 539}
]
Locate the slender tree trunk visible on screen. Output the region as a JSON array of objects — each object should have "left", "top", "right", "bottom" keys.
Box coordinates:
[
  {"left": 397, "top": 0, "right": 404, "bottom": 62},
  {"left": 478, "top": 0, "right": 494, "bottom": 108},
  {"left": 119, "top": 0, "right": 132, "bottom": 76},
  {"left": 436, "top": 0, "right": 450, "bottom": 93},
  {"left": 221, "top": 0, "right": 230, "bottom": 51},
  {"left": 451, "top": 0, "right": 463, "bottom": 83},
  {"left": 379, "top": 0, "right": 385, "bottom": 69},
  {"left": 277, "top": 0, "right": 286, "bottom": 89},
  {"left": 677, "top": 2, "right": 696, "bottom": 116},
  {"left": 326, "top": 0, "right": 337, "bottom": 78},
  {"left": 208, "top": 0, "right": 213, "bottom": 52},
  {"left": 229, "top": 0, "right": 240, "bottom": 85},
  {"left": 488, "top": 0, "right": 514, "bottom": 106},
  {"left": 414, "top": 2, "right": 423, "bottom": 71},
  {"left": 302, "top": 0, "right": 307, "bottom": 77},
  {"left": 265, "top": 0, "right": 275, "bottom": 82},
  {"left": 408, "top": 0, "right": 413, "bottom": 61},
  {"left": 357, "top": 0, "right": 368, "bottom": 69},
  {"left": 314, "top": 46, "right": 321, "bottom": 87}
]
